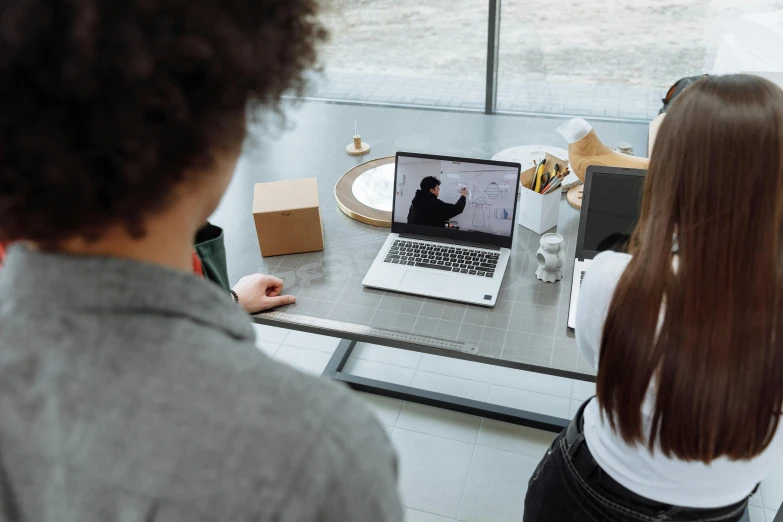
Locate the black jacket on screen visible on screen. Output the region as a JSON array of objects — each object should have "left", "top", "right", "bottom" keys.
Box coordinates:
[{"left": 406, "top": 190, "right": 466, "bottom": 228}]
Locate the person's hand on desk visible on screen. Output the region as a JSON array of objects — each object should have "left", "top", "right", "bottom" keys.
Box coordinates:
[
  {"left": 460, "top": 187, "right": 468, "bottom": 197},
  {"left": 232, "top": 274, "right": 296, "bottom": 313}
]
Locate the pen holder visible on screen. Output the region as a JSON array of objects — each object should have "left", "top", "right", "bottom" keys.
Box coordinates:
[{"left": 517, "top": 153, "right": 567, "bottom": 234}]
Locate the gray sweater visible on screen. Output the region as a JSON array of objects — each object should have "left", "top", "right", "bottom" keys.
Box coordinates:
[{"left": 0, "top": 246, "right": 402, "bottom": 522}]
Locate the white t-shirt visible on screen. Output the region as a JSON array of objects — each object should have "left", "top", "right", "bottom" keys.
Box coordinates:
[{"left": 576, "top": 251, "right": 783, "bottom": 508}]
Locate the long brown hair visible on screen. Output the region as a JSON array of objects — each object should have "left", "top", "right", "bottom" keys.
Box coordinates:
[{"left": 598, "top": 75, "right": 783, "bottom": 462}]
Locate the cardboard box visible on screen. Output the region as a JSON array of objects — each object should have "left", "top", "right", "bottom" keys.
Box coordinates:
[
  {"left": 735, "top": 12, "right": 783, "bottom": 69},
  {"left": 252, "top": 177, "right": 324, "bottom": 257},
  {"left": 517, "top": 153, "right": 566, "bottom": 234}
]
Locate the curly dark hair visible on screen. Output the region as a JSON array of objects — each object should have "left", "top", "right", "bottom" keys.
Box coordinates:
[
  {"left": 420, "top": 176, "right": 441, "bottom": 192},
  {"left": 0, "top": 0, "right": 326, "bottom": 243}
]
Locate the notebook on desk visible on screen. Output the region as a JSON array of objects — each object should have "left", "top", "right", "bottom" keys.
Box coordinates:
[{"left": 567, "top": 166, "right": 647, "bottom": 329}]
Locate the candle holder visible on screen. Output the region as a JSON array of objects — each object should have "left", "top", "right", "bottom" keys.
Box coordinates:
[{"left": 346, "top": 121, "right": 370, "bottom": 156}]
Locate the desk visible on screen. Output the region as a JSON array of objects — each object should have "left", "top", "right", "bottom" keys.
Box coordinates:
[
  {"left": 214, "top": 100, "right": 650, "bottom": 433},
  {"left": 252, "top": 192, "right": 584, "bottom": 431}
]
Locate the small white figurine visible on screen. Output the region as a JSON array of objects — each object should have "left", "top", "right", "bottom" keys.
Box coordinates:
[{"left": 535, "top": 233, "right": 566, "bottom": 283}]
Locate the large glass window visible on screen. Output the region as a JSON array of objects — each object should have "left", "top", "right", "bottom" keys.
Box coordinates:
[
  {"left": 497, "top": 0, "right": 783, "bottom": 120},
  {"left": 309, "top": 1, "right": 783, "bottom": 121},
  {"left": 313, "top": 1, "right": 488, "bottom": 109}
]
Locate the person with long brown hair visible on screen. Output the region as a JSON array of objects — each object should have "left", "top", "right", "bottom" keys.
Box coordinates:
[{"left": 524, "top": 74, "right": 783, "bottom": 521}]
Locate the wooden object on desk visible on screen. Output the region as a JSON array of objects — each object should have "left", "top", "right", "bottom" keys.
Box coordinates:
[
  {"left": 567, "top": 185, "right": 584, "bottom": 210},
  {"left": 346, "top": 135, "right": 370, "bottom": 156},
  {"left": 563, "top": 115, "right": 666, "bottom": 210},
  {"left": 335, "top": 156, "right": 394, "bottom": 227},
  {"left": 567, "top": 129, "right": 650, "bottom": 182}
]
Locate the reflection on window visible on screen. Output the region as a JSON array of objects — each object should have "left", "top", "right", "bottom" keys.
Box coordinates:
[
  {"left": 497, "top": 0, "right": 783, "bottom": 120},
  {"left": 304, "top": 0, "right": 783, "bottom": 121},
  {"left": 314, "top": 0, "right": 487, "bottom": 109}
]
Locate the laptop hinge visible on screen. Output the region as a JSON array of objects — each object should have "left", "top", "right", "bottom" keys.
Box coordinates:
[{"left": 398, "top": 233, "right": 501, "bottom": 251}]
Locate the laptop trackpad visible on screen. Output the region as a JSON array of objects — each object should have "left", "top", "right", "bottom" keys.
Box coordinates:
[{"left": 399, "top": 270, "right": 448, "bottom": 293}]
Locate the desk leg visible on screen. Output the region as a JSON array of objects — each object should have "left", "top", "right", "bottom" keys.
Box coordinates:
[{"left": 322, "top": 339, "right": 568, "bottom": 433}]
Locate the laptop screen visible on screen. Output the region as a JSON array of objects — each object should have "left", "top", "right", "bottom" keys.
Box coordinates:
[
  {"left": 581, "top": 170, "right": 645, "bottom": 254},
  {"left": 392, "top": 154, "right": 520, "bottom": 248}
]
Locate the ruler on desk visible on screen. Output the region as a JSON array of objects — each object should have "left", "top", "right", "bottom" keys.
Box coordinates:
[{"left": 257, "top": 311, "right": 479, "bottom": 355}]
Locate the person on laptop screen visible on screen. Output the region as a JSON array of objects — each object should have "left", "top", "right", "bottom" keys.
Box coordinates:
[{"left": 407, "top": 176, "right": 468, "bottom": 227}]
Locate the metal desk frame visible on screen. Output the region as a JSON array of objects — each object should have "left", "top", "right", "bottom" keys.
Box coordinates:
[
  {"left": 324, "top": 339, "right": 573, "bottom": 432},
  {"left": 252, "top": 314, "right": 592, "bottom": 434}
]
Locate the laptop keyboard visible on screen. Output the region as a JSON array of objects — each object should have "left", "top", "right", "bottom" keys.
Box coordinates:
[{"left": 384, "top": 239, "right": 498, "bottom": 277}]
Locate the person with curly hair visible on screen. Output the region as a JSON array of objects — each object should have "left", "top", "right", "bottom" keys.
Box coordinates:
[
  {"left": 0, "top": 230, "right": 294, "bottom": 313},
  {"left": 0, "top": 1, "right": 402, "bottom": 521}
]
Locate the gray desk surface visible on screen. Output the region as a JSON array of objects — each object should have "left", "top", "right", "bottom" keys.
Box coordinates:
[{"left": 212, "top": 100, "right": 649, "bottom": 379}]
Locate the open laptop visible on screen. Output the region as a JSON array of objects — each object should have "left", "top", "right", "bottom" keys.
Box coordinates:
[
  {"left": 567, "top": 166, "right": 647, "bottom": 329},
  {"left": 362, "top": 152, "right": 521, "bottom": 307}
]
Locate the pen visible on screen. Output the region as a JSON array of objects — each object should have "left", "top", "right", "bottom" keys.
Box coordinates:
[
  {"left": 541, "top": 167, "right": 564, "bottom": 194},
  {"left": 533, "top": 159, "right": 546, "bottom": 190},
  {"left": 543, "top": 164, "right": 560, "bottom": 193},
  {"left": 542, "top": 177, "right": 563, "bottom": 194},
  {"left": 530, "top": 160, "right": 538, "bottom": 189},
  {"left": 540, "top": 168, "right": 561, "bottom": 193}
]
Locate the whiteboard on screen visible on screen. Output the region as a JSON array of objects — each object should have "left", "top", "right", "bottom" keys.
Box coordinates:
[{"left": 395, "top": 158, "right": 517, "bottom": 237}]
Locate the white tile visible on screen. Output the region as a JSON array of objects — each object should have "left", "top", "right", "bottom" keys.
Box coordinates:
[
  {"left": 354, "top": 342, "right": 423, "bottom": 369},
  {"left": 458, "top": 446, "right": 539, "bottom": 522},
  {"left": 750, "top": 489, "right": 765, "bottom": 508},
  {"left": 411, "top": 371, "right": 490, "bottom": 402},
  {"left": 353, "top": 391, "right": 404, "bottom": 427},
  {"left": 487, "top": 385, "right": 571, "bottom": 419},
  {"left": 571, "top": 380, "right": 597, "bottom": 401},
  {"left": 255, "top": 341, "right": 280, "bottom": 358},
  {"left": 417, "top": 353, "right": 495, "bottom": 383},
  {"left": 742, "top": 506, "right": 766, "bottom": 522},
  {"left": 764, "top": 509, "right": 777, "bottom": 522},
  {"left": 404, "top": 508, "right": 456, "bottom": 522},
  {"left": 396, "top": 402, "right": 481, "bottom": 444},
  {"left": 477, "top": 419, "right": 557, "bottom": 459},
  {"left": 568, "top": 399, "right": 584, "bottom": 418},
  {"left": 391, "top": 428, "right": 474, "bottom": 519},
  {"left": 384, "top": 424, "right": 395, "bottom": 437},
  {"left": 761, "top": 475, "right": 783, "bottom": 510},
  {"left": 251, "top": 323, "right": 290, "bottom": 344},
  {"left": 281, "top": 330, "right": 340, "bottom": 353},
  {"left": 491, "top": 366, "right": 573, "bottom": 397},
  {"left": 749, "top": 506, "right": 765, "bottom": 522},
  {"left": 273, "top": 345, "right": 330, "bottom": 376},
  {"left": 344, "top": 358, "right": 416, "bottom": 386}
]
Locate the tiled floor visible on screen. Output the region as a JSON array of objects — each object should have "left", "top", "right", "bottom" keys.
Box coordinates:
[
  {"left": 252, "top": 324, "right": 780, "bottom": 522},
  {"left": 303, "top": 71, "right": 664, "bottom": 121}
]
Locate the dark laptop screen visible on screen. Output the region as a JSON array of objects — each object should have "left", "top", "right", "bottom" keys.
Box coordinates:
[{"left": 582, "top": 172, "right": 645, "bottom": 253}]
